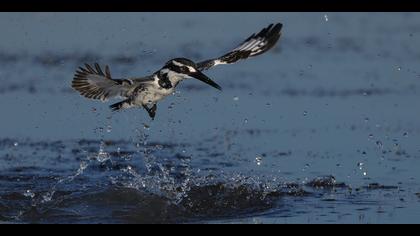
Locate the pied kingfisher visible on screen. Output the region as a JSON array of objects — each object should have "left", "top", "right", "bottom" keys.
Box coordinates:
[{"left": 72, "top": 23, "right": 283, "bottom": 119}]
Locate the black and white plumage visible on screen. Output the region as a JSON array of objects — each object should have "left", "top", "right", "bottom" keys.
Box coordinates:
[
  {"left": 197, "top": 23, "right": 282, "bottom": 71},
  {"left": 72, "top": 23, "right": 283, "bottom": 119}
]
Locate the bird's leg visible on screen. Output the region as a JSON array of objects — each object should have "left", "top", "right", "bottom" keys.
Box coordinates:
[
  {"left": 142, "top": 104, "right": 157, "bottom": 120},
  {"left": 150, "top": 104, "right": 157, "bottom": 117}
]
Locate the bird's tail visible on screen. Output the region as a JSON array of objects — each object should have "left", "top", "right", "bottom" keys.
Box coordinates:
[{"left": 110, "top": 99, "right": 132, "bottom": 112}]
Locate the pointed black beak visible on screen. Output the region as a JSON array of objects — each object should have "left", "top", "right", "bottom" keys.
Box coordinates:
[{"left": 190, "top": 71, "right": 222, "bottom": 91}]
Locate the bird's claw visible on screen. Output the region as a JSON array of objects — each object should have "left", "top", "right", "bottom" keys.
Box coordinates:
[{"left": 143, "top": 104, "right": 157, "bottom": 120}]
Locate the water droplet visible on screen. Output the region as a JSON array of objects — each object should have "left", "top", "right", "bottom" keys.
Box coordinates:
[
  {"left": 376, "top": 141, "right": 383, "bottom": 149},
  {"left": 303, "top": 111, "right": 308, "bottom": 116},
  {"left": 255, "top": 156, "right": 263, "bottom": 166},
  {"left": 143, "top": 123, "right": 150, "bottom": 130},
  {"left": 302, "top": 163, "right": 310, "bottom": 171},
  {"left": 265, "top": 102, "right": 271, "bottom": 107},
  {"left": 42, "top": 191, "right": 54, "bottom": 203},
  {"left": 168, "top": 102, "right": 175, "bottom": 110},
  {"left": 244, "top": 118, "right": 248, "bottom": 124},
  {"left": 94, "top": 127, "right": 104, "bottom": 134},
  {"left": 363, "top": 172, "right": 367, "bottom": 176},
  {"left": 23, "top": 190, "right": 35, "bottom": 198},
  {"left": 299, "top": 70, "right": 304, "bottom": 76},
  {"left": 357, "top": 162, "right": 364, "bottom": 168},
  {"left": 13, "top": 142, "right": 18, "bottom": 147},
  {"left": 397, "top": 66, "right": 401, "bottom": 71},
  {"left": 403, "top": 132, "right": 408, "bottom": 137},
  {"left": 106, "top": 125, "right": 112, "bottom": 133},
  {"left": 233, "top": 96, "right": 239, "bottom": 101},
  {"left": 364, "top": 117, "right": 370, "bottom": 123},
  {"left": 393, "top": 143, "right": 400, "bottom": 150},
  {"left": 368, "top": 134, "right": 374, "bottom": 140},
  {"left": 324, "top": 14, "right": 329, "bottom": 22}
]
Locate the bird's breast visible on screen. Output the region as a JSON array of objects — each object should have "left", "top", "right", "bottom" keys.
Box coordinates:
[{"left": 138, "top": 83, "right": 174, "bottom": 105}]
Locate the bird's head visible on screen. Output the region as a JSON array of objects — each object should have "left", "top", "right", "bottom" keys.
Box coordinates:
[{"left": 162, "top": 58, "right": 222, "bottom": 90}]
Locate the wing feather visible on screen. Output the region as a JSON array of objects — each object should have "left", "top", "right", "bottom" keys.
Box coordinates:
[
  {"left": 197, "top": 23, "right": 282, "bottom": 71},
  {"left": 72, "top": 63, "right": 135, "bottom": 101}
]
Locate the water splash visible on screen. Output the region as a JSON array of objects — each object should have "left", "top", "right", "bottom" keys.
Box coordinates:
[
  {"left": 39, "top": 160, "right": 91, "bottom": 204},
  {"left": 376, "top": 141, "right": 383, "bottom": 149},
  {"left": 23, "top": 190, "right": 35, "bottom": 198},
  {"left": 95, "top": 140, "right": 111, "bottom": 163}
]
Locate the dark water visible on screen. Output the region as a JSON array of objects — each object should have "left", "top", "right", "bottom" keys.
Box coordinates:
[{"left": 1, "top": 13, "right": 420, "bottom": 224}]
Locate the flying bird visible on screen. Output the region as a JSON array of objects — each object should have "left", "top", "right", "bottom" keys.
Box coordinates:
[{"left": 72, "top": 23, "right": 283, "bottom": 119}]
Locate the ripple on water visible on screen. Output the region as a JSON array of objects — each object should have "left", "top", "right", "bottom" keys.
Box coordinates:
[{"left": 0, "top": 137, "right": 414, "bottom": 223}]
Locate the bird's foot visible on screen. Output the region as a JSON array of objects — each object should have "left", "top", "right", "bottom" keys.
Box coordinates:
[{"left": 143, "top": 104, "right": 157, "bottom": 120}]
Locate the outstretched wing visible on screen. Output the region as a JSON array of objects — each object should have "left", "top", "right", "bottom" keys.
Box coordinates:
[
  {"left": 72, "top": 63, "right": 136, "bottom": 101},
  {"left": 197, "top": 23, "right": 282, "bottom": 71}
]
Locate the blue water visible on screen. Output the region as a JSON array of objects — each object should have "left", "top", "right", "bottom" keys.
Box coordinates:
[{"left": 1, "top": 12, "right": 420, "bottom": 223}]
